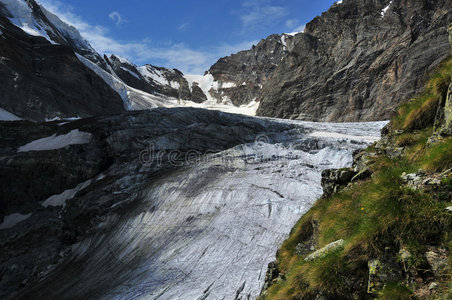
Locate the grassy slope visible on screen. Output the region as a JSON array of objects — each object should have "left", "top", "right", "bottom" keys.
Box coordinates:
[{"left": 262, "top": 56, "right": 452, "bottom": 299}]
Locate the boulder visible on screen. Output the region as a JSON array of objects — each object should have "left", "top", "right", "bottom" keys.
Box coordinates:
[
  {"left": 304, "top": 239, "right": 345, "bottom": 261},
  {"left": 321, "top": 168, "right": 356, "bottom": 196}
]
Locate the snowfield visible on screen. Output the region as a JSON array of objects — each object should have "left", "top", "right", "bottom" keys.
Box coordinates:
[
  {"left": 0, "top": 213, "right": 32, "bottom": 230},
  {"left": 0, "top": 107, "right": 21, "bottom": 121},
  {"left": 42, "top": 179, "right": 93, "bottom": 208}
]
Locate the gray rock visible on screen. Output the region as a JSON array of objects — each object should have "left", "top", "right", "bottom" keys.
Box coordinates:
[
  {"left": 351, "top": 168, "right": 372, "bottom": 182},
  {"left": 261, "top": 261, "right": 281, "bottom": 292},
  {"left": 321, "top": 168, "right": 356, "bottom": 196},
  {"left": 295, "top": 219, "right": 319, "bottom": 256},
  {"left": 304, "top": 239, "right": 345, "bottom": 261},
  {"left": 426, "top": 248, "right": 451, "bottom": 276},
  {"left": 367, "top": 258, "right": 400, "bottom": 294},
  {"left": 208, "top": 34, "right": 287, "bottom": 106},
  {"left": 256, "top": 0, "right": 452, "bottom": 122},
  {"left": 428, "top": 282, "right": 438, "bottom": 290}
]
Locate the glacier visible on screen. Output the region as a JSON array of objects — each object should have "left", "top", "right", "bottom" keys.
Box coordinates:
[{"left": 15, "top": 118, "right": 386, "bottom": 300}]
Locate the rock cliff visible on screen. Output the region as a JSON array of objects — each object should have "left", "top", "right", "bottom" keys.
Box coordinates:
[{"left": 256, "top": 0, "right": 452, "bottom": 121}]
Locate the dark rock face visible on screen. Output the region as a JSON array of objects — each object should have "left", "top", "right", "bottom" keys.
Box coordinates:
[
  {"left": 190, "top": 82, "right": 208, "bottom": 103},
  {"left": 321, "top": 168, "right": 357, "bottom": 196},
  {"left": 0, "top": 4, "right": 125, "bottom": 121},
  {"left": 208, "top": 34, "right": 288, "bottom": 106},
  {"left": 0, "top": 107, "right": 297, "bottom": 299},
  {"left": 256, "top": 0, "right": 452, "bottom": 121}
]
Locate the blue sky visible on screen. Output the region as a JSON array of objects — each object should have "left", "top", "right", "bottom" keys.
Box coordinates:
[{"left": 39, "top": 0, "right": 337, "bottom": 74}]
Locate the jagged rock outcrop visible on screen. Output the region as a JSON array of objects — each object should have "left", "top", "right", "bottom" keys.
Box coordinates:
[
  {"left": 207, "top": 34, "right": 288, "bottom": 106},
  {"left": 0, "top": 3, "right": 125, "bottom": 121},
  {"left": 256, "top": 0, "right": 452, "bottom": 121}
]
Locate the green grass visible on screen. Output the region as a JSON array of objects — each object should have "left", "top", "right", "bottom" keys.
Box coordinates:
[
  {"left": 262, "top": 54, "right": 452, "bottom": 299},
  {"left": 420, "top": 137, "right": 452, "bottom": 172},
  {"left": 377, "top": 283, "right": 413, "bottom": 300},
  {"left": 263, "top": 144, "right": 452, "bottom": 299},
  {"left": 392, "top": 55, "right": 452, "bottom": 131}
]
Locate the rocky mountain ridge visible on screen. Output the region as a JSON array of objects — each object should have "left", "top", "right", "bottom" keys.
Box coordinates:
[
  {"left": 206, "top": 0, "right": 452, "bottom": 121},
  {"left": 257, "top": 0, "right": 452, "bottom": 121},
  {"left": 0, "top": 2, "right": 125, "bottom": 121},
  {"left": 2, "top": 0, "right": 451, "bottom": 122},
  {"left": 0, "top": 0, "right": 212, "bottom": 121}
]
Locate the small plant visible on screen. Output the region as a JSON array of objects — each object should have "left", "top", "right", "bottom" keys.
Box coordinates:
[{"left": 378, "top": 282, "right": 413, "bottom": 300}]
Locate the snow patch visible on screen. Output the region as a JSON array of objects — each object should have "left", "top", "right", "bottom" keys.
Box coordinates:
[
  {"left": 381, "top": 1, "right": 392, "bottom": 17},
  {"left": 281, "top": 35, "right": 287, "bottom": 47},
  {"left": 170, "top": 81, "right": 180, "bottom": 89},
  {"left": 185, "top": 73, "right": 218, "bottom": 101},
  {"left": 42, "top": 179, "right": 92, "bottom": 207},
  {"left": 219, "top": 81, "right": 236, "bottom": 89},
  {"left": 18, "top": 129, "right": 92, "bottom": 152},
  {"left": 120, "top": 66, "right": 141, "bottom": 80},
  {"left": 138, "top": 65, "right": 168, "bottom": 86},
  {"left": 185, "top": 74, "right": 212, "bottom": 90},
  {"left": 0, "top": 213, "right": 32, "bottom": 230},
  {"left": 182, "top": 98, "right": 259, "bottom": 116},
  {"left": 0, "top": 107, "right": 21, "bottom": 121},
  {"left": 114, "top": 55, "right": 133, "bottom": 65},
  {"left": 2, "top": 0, "right": 55, "bottom": 43}
]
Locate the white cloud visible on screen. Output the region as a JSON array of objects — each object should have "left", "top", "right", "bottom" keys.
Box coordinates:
[
  {"left": 239, "top": 0, "right": 287, "bottom": 29},
  {"left": 285, "top": 19, "right": 298, "bottom": 29},
  {"left": 178, "top": 23, "right": 189, "bottom": 31},
  {"left": 108, "top": 11, "right": 124, "bottom": 26},
  {"left": 284, "top": 19, "right": 305, "bottom": 34},
  {"left": 36, "top": 0, "right": 256, "bottom": 74},
  {"left": 292, "top": 24, "right": 306, "bottom": 33}
]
